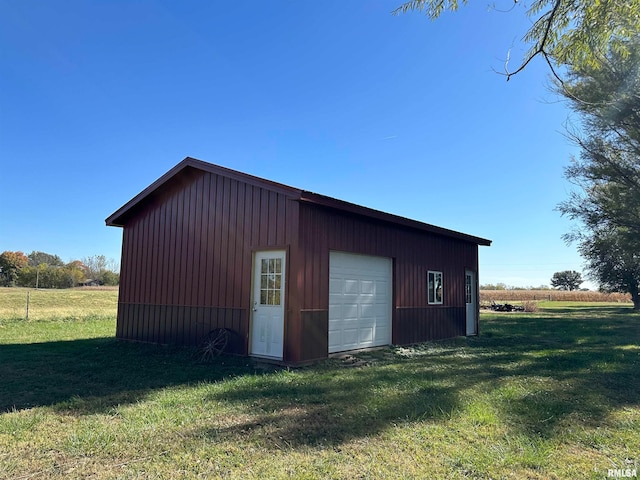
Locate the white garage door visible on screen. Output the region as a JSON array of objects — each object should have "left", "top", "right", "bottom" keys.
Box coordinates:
[{"left": 329, "top": 251, "right": 392, "bottom": 353}]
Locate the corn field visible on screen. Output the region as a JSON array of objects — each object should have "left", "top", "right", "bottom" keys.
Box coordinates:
[{"left": 480, "top": 289, "right": 631, "bottom": 304}]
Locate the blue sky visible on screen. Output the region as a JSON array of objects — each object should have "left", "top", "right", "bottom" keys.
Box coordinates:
[{"left": 0, "top": 1, "right": 589, "bottom": 288}]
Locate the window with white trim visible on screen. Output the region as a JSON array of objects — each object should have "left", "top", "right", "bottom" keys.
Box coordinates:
[{"left": 428, "top": 271, "right": 443, "bottom": 304}]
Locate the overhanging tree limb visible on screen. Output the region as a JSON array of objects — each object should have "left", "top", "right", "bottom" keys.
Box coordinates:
[
  {"left": 393, "top": 0, "right": 640, "bottom": 82},
  {"left": 502, "top": 0, "right": 563, "bottom": 82}
]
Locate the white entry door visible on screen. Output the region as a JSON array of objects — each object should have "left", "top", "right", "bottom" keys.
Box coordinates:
[
  {"left": 329, "top": 251, "right": 392, "bottom": 353},
  {"left": 465, "top": 270, "right": 477, "bottom": 335},
  {"left": 250, "top": 251, "right": 285, "bottom": 359}
]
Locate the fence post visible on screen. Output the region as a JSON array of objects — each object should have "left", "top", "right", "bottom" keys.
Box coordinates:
[{"left": 25, "top": 291, "right": 30, "bottom": 320}]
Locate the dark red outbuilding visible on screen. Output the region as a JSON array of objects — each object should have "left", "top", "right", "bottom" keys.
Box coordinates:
[{"left": 106, "top": 157, "right": 491, "bottom": 364}]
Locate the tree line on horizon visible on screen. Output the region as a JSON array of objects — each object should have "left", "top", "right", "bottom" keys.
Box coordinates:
[
  {"left": 0, "top": 251, "right": 119, "bottom": 289},
  {"left": 482, "top": 270, "right": 586, "bottom": 292}
]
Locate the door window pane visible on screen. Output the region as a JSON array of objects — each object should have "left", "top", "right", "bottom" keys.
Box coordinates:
[{"left": 260, "top": 256, "right": 283, "bottom": 305}]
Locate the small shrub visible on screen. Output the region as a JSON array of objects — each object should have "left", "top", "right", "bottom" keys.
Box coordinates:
[{"left": 522, "top": 300, "right": 539, "bottom": 312}]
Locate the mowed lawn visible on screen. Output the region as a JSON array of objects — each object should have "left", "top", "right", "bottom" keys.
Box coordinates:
[{"left": 0, "top": 289, "right": 638, "bottom": 479}]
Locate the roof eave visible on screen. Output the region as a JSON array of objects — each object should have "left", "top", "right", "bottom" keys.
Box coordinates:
[
  {"left": 106, "top": 158, "right": 193, "bottom": 227},
  {"left": 106, "top": 157, "right": 492, "bottom": 247},
  {"left": 298, "top": 191, "right": 492, "bottom": 246},
  {"left": 105, "top": 157, "right": 301, "bottom": 227}
]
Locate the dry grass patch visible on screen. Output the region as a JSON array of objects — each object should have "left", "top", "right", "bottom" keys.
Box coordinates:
[{"left": 0, "top": 287, "right": 118, "bottom": 323}]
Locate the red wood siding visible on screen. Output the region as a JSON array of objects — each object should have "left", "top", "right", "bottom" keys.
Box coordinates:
[
  {"left": 117, "top": 167, "right": 299, "bottom": 352},
  {"left": 296, "top": 203, "right": 477, "bottom": 309},
  {"left": 118, "top": 304, "right": 246, "bottom": 352},
  {"left": 114, "top": 161, "right": 485, "bottom": 364},
  {"left": 293, "top": 203, "right": 478, "bottom": 360},
  {"left": 394, "top": 307, "right": 465, "bottom": 345}
]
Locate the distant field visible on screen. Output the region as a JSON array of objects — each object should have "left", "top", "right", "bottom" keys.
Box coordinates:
[
  {"left": 481, "top": 289, "right": 631, "bottom": 304},
  {"left": 0, "top": 287, "right": 118, "bottom": 322}
]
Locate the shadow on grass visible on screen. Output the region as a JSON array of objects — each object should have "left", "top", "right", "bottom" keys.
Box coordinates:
[
  {"left": 539, "top": 305, "right": 635, "bottom": 316},
  {"left": 468, "top": 306, "right": 640, "bottom": 436},
  {"left": 0, "top": 338, "right": 253, "bottom": 413},
  {"left": 198, "top": 305, "right": 640, "bottom": 447},
  {"left": 201, "top": 366, "right": 460, "bottom": 447},
  {"left": 1, "top": 305, "right": 638, "bottom": 450}
]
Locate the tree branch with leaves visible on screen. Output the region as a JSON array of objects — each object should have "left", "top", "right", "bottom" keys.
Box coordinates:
[{"left": 393, "top": 0, "right": 640, "bottom": 82}]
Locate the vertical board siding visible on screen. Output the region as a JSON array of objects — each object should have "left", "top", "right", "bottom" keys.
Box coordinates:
[
  {"left": 117, "top": 165, "right": 482, "bottom": 361},
  {"left": 296, "top": 203, "right": 478, "bottom": 350},
  {"left": 299, "top": 310, "right": 329, "bottom": 362},
  {"left": 394, "top": 307, "right": 465, "bottom": 345},
  {"left": 117, "top": 304, "right": 247, "bottom": 353},
  {"left": 117, "top": 167, "right": 298, "bottom": 349},
  {"left": 298, "top": 203, "right": 477, "bottom": 310}
]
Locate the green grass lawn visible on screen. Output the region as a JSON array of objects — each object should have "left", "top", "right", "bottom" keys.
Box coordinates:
[{"left": 0, "top": 289, "right": 638, "bottom": 479}]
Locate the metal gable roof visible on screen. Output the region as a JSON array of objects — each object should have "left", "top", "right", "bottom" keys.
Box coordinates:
[
  {"left": 298, "top": 191, "right": 492, "bottom": 246},
  {"left": 105, "top": 157, "right": 301, "bottom": 227},
  {"left": 106, "top": 157, "right": 491, "bottom": 246}
]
